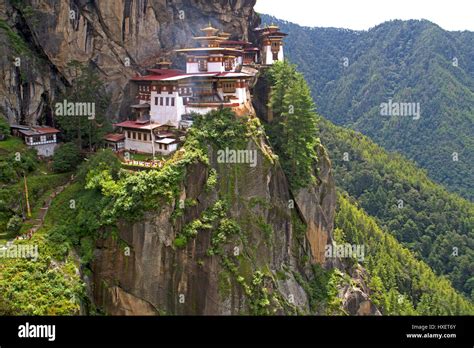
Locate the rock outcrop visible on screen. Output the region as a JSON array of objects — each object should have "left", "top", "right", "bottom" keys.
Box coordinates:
[
  {"left": 338, "top": 266, "right": 382, "bottom": 316},
  {"left": 92, "top": 135, "right": 336, "bottom": 315},
  {"left": 295, "top": 144, "right": 336, "bottom": 264},
  {"left": 0, "top": 0, "right": 259, "bottom": 124}
]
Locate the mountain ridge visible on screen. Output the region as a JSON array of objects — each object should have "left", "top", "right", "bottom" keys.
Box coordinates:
[{"left": 261, "top": 14, "right": 474, "bottom": 201}]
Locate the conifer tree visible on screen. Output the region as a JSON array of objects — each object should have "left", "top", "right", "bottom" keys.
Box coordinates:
[
  {"left": 55, "top": 61, "right": 112, "bottom": 151},
  {"left": 267, "top": 62, "right": 319, "bottom": 190}
]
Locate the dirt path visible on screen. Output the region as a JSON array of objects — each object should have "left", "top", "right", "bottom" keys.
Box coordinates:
[{"left": 6, "top": 178, "right": 72, "bottom": 245}]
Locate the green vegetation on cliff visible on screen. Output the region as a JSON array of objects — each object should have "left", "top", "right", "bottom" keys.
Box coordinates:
[{"left": 265, "top": 61, "right": 319, "bottom": 190}]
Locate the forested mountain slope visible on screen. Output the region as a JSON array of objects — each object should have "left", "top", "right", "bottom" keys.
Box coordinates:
[
  {"left": 257, "top": 61, "right": 473, "bottom": 311},
  {"left": 335, "top": 194, "right": 473, "bottom": 314},
  {"left": 319, "top": 118, "right": 474, "bottom": 300},
  {"left": 260, "top": 14, "right": 474, "bottom": 200}
]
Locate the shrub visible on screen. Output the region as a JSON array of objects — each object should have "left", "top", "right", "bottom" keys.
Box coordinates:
[
  {"left": 6, "top": 215, "right": 22, "bottom": 234},
  {"left": 0, "top": 117, "right": 10, "bottom": 140},
  {"left": 0, "top": 161, "right": 16, "bottom": 183},
  {"left": 52, "top": 143, "right": 82, "bottom": 173}
]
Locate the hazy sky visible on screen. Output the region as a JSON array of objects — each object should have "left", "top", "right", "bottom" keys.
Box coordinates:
[{"left": 254, "top": 0, "right": 474, "bottom": 31}]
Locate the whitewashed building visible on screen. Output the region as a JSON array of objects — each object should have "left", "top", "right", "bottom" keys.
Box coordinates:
[
  {"left": 115, "top": 23, "right": 287, "bottom": 156},
  {"left": 254, "top": 24, "right": 287, "bottom": 65},
  {"left": 129, "top": 24, "right": 258, "bottom": 130},
  {"left": 12, "top": 125, "right": 60, "bottom": 157}
]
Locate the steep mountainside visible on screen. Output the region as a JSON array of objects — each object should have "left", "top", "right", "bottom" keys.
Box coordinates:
[
  {"left": 318, "top": 118, "right": 474, "bottom": 299},
  {"left": 261, "top": 14, "right": 474, "bottom": 200},
  {"left": 0, "top": 0, "right": 259, "bottom": 125},
  {"left": 91, "top": 114, "right": 338, "bottom": 315}
]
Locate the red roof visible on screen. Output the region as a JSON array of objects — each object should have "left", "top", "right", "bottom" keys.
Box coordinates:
[
  {"left": 36, "top": 127, "right": 60, "bottom": 134},
  {"left": 132, "top": 69, "right": 185, "bottom": 81},
  {"left": 114, "top": 120, "right": 160, "bottom": 130},
  {"left": 146, "top": 68, "right": 185, "bottom": 75},
  {"left": 131, "top": 71, "right": 250, "bottom": 82},
  {"left": 104, "top": 133, "right": 125, "bottom": 142},
  {"left": 18, "top": 126, "right": 60, "bottom": 136}
]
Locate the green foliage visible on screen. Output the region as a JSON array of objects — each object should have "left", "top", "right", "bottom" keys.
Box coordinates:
[
  {"left": 44, "top": 181, "right": 105, "bottom": 260},
  {"left": 263, "top": 15, "right": 474, "bottom": 200},
  {"left": 319, "top": 118, "right": 474, "bottom": 299},
  {"left": 6, "top": 215, "right": 22, "bottom": 234},
  {"left": 0, "top": 136, "right": 24, "bottom": 153},
  {"left": 0, "top": 117, "right": 10, "bottom": 139},
  {"left": 0, "top": 237, "right": 83, "bottom": 315},
  {"left": 55, "top": 61, "right": 112, "bottom": 150},
  {"left": 0, "top": 161, "right": 16, "bottom": 183},
  {"left": 189, "top": 108, "right": 248, "bottom": 150},
  {"left": 208, "top": 216, "right": 241, "bottom": 256},
  {"left": 265, "top": 61, "right": 319, "bottom": 190},
  {"left": 0, "top": 295, "right": 14, "bottom": 315},
  {"left": 293, "top": 265, "right": 344, "bottom": 314},
  {"left": 77, "top": 149, "right": 122, "bottom": 183},
  {"left": 173, "top": 200, "right": 238, "bottom": 251},
  {"left": 0, "top": 19, "right": 32, "bottom": 55},
  {"left": 47, "top": 108, "right": 246, "bottom": 260},
  {"left": 0, "top": 137, "right": 84, "bottom": 314},
  {"left": 13, "top": 149, "right": 38, "bottom": 173},
  {"left": 205, "top": 168, "right": 218, "bottom": 192},
  {"left": 336, "top": 194, "right": 473, "bottom": 315},
  {"left": 0, "top": 140, "right": 70, "bottom": 241},
  {"left": 52, "top": 143, "right": 82, "bottom": 173}
]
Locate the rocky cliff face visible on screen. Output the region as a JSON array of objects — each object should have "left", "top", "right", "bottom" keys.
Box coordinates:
[
  {"left": 92, "top": 134, "right": 337, "bottom": 315},
  {"left": 0, "top": 0, "right": 259, "bottom": 124},
  {"left": 1, "top": 0, "right": 380, "bottom": 315}
]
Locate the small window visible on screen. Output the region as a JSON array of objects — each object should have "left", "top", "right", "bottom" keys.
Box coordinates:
[
  {"left": 166, "top": 97, "right": 169, "bottom": 106},
  {"left": 160, "top": 97, "right": 164, "bottom": 106},
  {"left": 132, "top": 132, "right": 136, "bottom": 140},
  {"left": 155, "top": 97, "right": 158, "bottom": 105},
  {"left": 138, "top": 133, "right": 141, "bottom": 141},
  {"left": 127, "top": 131, "right": 131, "bottom": 138},
  {"left": 224, "top": 59, "right": 232, "bottom": 71},
  {"left": 198, "top": 59, "right": 208, "bottom": 72},
  {"left": 171, "top": 98, "right": 175, "bottom": 106},
  {"left": 223, "top": 82, "right": 235, "bottom": 93}
]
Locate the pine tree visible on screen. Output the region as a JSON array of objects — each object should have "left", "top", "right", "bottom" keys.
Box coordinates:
[
  {"left": 55, "top": 61, "right": 112, "bottom": 151},
  {"left": 267, "top": 62, "right": 319, "bottom": 190}
]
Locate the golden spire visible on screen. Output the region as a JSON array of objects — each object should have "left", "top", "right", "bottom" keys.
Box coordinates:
[{"left": 200, "top": 21, "right": 219, "bottom": 37}]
